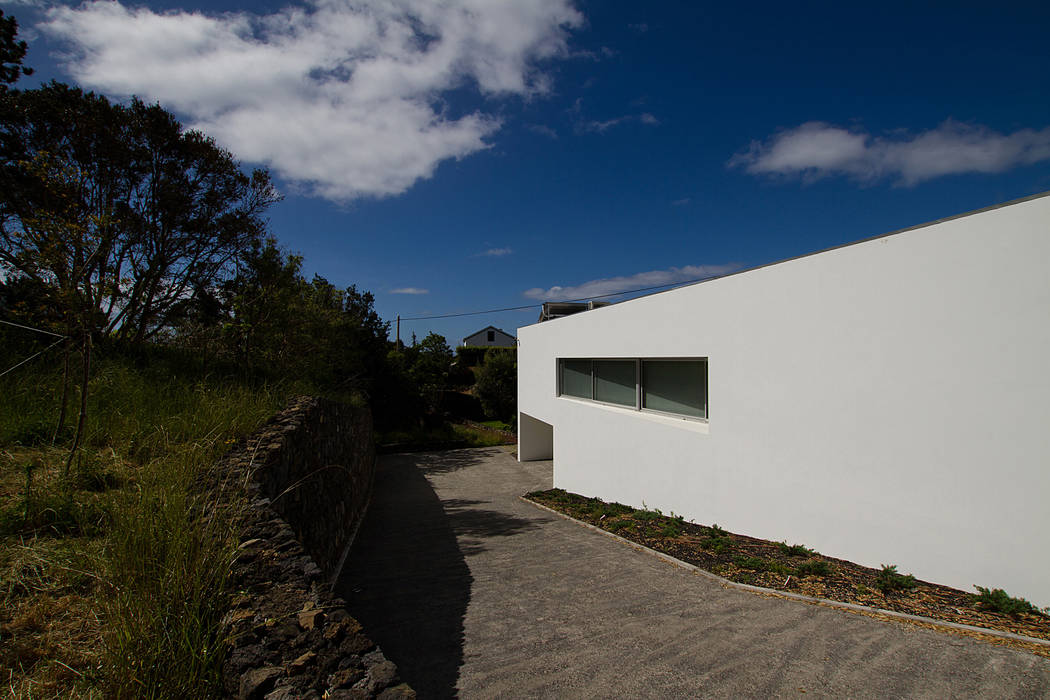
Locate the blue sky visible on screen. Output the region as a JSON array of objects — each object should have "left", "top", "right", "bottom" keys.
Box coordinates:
[{"left": 9, "top": 0, "right": 1050, "bottom": 345}]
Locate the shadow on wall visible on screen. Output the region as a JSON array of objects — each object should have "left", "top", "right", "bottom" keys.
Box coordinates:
[{"left": 338, "top": 452, "right": 473, "bottom": 698}]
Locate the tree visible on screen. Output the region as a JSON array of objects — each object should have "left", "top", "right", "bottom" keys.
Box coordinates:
[
  {"left": 0, "top": 83, "right": 279, "bottom": 346},
  {"left": 0, "top": 10, "right": 33, "bottom": 89},
  {"left": 409, "top": 332, "right": 454, "bottom": 412},
  {"left": 475, "top": 348, "right": 517, "bottom": 421}
]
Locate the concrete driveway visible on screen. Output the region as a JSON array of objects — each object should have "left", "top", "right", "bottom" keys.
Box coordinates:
[{"left": 337, "top": 447, "right": 1050, "bottom": 698}]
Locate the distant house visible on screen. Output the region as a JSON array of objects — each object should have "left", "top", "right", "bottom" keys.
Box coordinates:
[{"left": 462, "top": 325, "right": 516, "bottom": 348}]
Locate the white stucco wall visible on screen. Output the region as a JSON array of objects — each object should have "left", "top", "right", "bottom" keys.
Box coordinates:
[{"left": 517, "top": 194, "right": 1050, "bottom": 608}]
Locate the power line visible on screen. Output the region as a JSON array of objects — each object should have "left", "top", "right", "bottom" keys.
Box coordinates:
[
  {"left": 0, "top": 336, "right": 66, "bottom": 378},
  {"left": 0, "top": 318, "right": 67, "bottom": 338},
  {"left": 398, "top": 273, "right": 722, "bottom": 321}
]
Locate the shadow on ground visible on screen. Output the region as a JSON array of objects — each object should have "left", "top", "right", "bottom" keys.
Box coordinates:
[
  {"left": 414, "top": 447, "right": 493, "bottom": 475},
  {"left": 441, "top": 498, "right": 544, "bottom": 557},
  {"left": 338, "top": 449, "right": 549, "bottom": 697},
  {"left": 338, "top": 454, "right": 472, "bottom": 698}
]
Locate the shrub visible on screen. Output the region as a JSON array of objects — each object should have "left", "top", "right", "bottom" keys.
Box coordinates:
[
  {"left": 777, "top": 541, "right": 817, "bottom": 557},
  {"left": 795, "top": 559, "right": 831, "bottom": 577},
  {"left": 635, "top": 506, "right": 663, "bottom": 522},
  {"left": 972, "top": 586, "right": 1043, "bottom": 617},
  {"left": 702, "top": 536, "right": 731, "bottom": 554},
  {"left": 474, "top": 348, "right": 516, "bottom": 421},
  {"left": 659, "top": 522, "right": 682, "bottom": 538},
  {"left": 734, "top": 555, "right": 767, "bottom": 570},
  {"left": 875, "top": 564, "right": 917, "bottom": 593}
]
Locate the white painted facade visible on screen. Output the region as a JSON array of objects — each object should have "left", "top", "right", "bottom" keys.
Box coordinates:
[
  {"left": 462, "top": 325, "right": 516, "bottom": 348},
  {"left": 517, "top": 193, "right": 1050, "bottom": 607}
]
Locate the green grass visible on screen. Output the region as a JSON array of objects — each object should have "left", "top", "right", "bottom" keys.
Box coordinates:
[{"left": 1, "top": 350, "right": 287, "bottom": 697}]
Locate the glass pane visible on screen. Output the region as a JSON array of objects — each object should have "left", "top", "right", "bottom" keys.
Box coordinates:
[
  {"left": 643, "top": 360, "right": 706, "bottom": 418},
  {"left": 594, "top": 360, "right": 636, "bottom": 407},
  {"left": 561, "top": 360, "right": 592, "bottom": 399}
]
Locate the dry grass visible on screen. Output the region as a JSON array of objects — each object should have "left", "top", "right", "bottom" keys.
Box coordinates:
[{"left": 0, "top": 355, "right": 286, "bottom": 697}]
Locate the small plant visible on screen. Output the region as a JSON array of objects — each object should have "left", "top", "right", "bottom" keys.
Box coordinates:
[
  {"left": 777, "top": 541, "right": 816, "bottom": 557},
  {"left": 702, "top": 536, "right": 731, "bottom": 554},
  {"left": 635, "top": 503, "right": 663, "bottom": 521},
  {"left": 606, "top": 520, "right": 631, "bottom": 532},
  {"left": 971, "top": 586, "right": 1043, "bottom": 617},
  {"left": 659, "top": 522, "right": 682, "bottom": 538},
  {"left": 875, "top": 564, "right": 917, "bottom": 593},
  {"left": 766, "top": 560, "right": 794, "bottom": 576},
  {"left": 734, "top": 555, "right": 767, "bottom": 571},
  {"left": 708, "top": 523, "right": 727, "bottom": 537},
  {"left": 795, "top": 559, "right": 831, "bottom": 577},
  {"left": 856, "top": 584, "right": 869, "bottom": 595}
]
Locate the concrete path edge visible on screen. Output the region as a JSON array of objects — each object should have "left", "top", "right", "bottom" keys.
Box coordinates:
[{"left": 520, "top": 495, "right": 1050, "bottom": 651}]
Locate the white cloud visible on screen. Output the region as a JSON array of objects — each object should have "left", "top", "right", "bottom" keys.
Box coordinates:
[
  {"left": 526, "top": 123, "right": 558, "bottom": 139},
  {"left": 729, "top": 120, "right": 1050, "bottom": 186},
  {"left": 391, "top": 287, "right": 429, "bottom": 295},
  {"left": 573, "top": 104, "right": 659, "bottom": 134},
  {"left": 475, "top": 247, "right": 513, "bottom": 257},
  {"left": 41, "top": 0, "right": 583, "bottom": 202},
  {"left": 523, "top": 264, "right": 738, "bottom": 300}
]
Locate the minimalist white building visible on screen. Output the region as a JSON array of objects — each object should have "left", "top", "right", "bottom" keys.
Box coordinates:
[
  {"left": 462, "top": 325, "right": 516, "bottom": 348},
  {"left": 517, "top": 192, "right": 1050, "bottom": 608}
]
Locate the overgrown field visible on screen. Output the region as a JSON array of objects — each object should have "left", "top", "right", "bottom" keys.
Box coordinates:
[{"left": 1, "top": 351, "right": 287, "bottom": 697}]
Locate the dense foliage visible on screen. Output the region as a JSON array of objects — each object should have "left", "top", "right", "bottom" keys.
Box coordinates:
[
  {"left": 475, "top": 347, "right": 517, "bottom": 421},
  {"left": 0, "top": 18, "right": 461, "bottom": 697}
]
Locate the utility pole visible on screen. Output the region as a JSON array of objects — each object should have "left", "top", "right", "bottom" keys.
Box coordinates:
[{"left": 396, "top": 314, "right": 400, "bottom": 350}]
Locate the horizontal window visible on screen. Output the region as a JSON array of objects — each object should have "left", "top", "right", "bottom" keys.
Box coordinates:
[{"left": 558, "top": 358, "right": 707, "bottom": 420}]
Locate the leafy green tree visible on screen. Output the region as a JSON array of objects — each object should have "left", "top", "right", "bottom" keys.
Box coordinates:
[
  {"left": 475, "top": 348, "right": 517, "bottom": 421},
  {"left": 409, "top": 332, "right": 454, "bottom": 411},
  {"left": 0, "top": 82, "right": 279, "bottom": 345},
  {"left": 0, "top": 10, "right": 32, "bottom": 89}
]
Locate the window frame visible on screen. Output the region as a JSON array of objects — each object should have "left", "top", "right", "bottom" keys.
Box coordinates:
[{"left": 557, "top": 357, "right": 708, "bottom": 421}]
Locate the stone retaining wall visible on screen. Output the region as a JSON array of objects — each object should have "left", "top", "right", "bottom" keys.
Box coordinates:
[{"left": 216, "top": 396, "right": 414, "bottom": 699}]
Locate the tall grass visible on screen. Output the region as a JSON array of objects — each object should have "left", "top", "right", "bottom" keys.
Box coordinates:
[{"left": 0, "top": 348, "right": 287, "bottom": 697}]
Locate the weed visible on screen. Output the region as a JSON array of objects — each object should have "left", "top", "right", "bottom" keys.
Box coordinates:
[
  {"left": 1, "top": 352, "right": 286, "bottom": 697},
  {"left": 777, "top": 541, "right": 817, "bottom": 557},
  {"left": 971, "top": 586, "right": 1044, "bottom": 617},
  {"left": 702, "top": 536, "right": 731, "bottom": 554},
  {"left": 606, "top": 520, "right": 631, "bottom": 532},
  {"left": 875, "top": 564, "right": 917, "bottom": 593},
  {"left": 795, "top": 559, "right": 831, "bottom": 577},
  {"left": 635, "top": 503, "right": 663, "bottom": 521},
  {"left": 766, "top": 561, "right": 794, "bottom": 575},
  {"left": 708, "top": 523, "right": 727, "bottom": 537},
  {"left": 659, "top": 523, "right": 682, "bottom": 538},
  {"left": 734, "top": 555, "right": 767, "bottom": 571},
  {"left": 856, "top": 584, "right": 870, "bottom": 595}
]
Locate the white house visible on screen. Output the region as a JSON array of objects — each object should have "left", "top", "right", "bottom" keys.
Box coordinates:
[
  {"left": 462, "top": 325, "right": 516, "bottom": 348},
  {"left": 517, "top": 192, "right": 1050, "bottom": 608}
]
